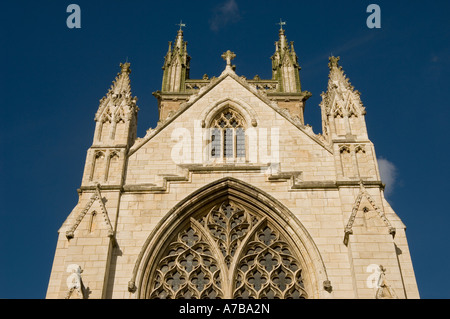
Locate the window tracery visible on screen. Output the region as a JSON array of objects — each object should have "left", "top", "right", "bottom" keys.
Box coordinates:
[{"left": 147, "top": 200, "right": 308, "bottom": 299}]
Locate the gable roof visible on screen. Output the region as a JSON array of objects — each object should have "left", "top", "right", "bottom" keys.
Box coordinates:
[{"left": 129, "top": 66, "right": 332, "bottom": 156}]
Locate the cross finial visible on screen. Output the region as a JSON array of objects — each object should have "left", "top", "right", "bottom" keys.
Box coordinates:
[
  {"left": 221, "top": 50, "right": 236, "bottom": 66},
  {"left": 277, "top": 19, "right": 286, "bottom": 30},
  {"left": 176, "top": 20, "right": 186, "bottom": 31}
]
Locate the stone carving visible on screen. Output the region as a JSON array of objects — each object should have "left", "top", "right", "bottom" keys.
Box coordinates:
[
  {"left": 95, "top": 63, "right": 138, "bottom": 125},
  {"left": 221, "top": 50, "right": 236, "bottom": 67},
  {"left": 320, "top": 56, "right": 366, "bottom": 119},
  {"left": 233, "top": 224, "right": 308, "bottom": 299},
  {"left": 150, "top": 225, "right": 223, "bottom": 299},
  {"left": 65, "top": 264, "right": 84, "bottom": 299}
]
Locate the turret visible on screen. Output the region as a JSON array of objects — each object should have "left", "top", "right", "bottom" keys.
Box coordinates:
[
  {"left": 161, "top": 27, "right": 190, "bottom": 92},
  {"left": 271, "top": 23, "right": 301, "bottom": 93},
  {"left": 320, "top": 56, "right": 368, "bottom": 142},
  {"left": 266, "top": 21, "right": 311, "bottom": 124},
  {"left": 320, "top": 56, "right": 380, "bottom": 181},
  {"left": 81, "top": 62, "right": 139, "bottom": 186},
  {"left": 153, "top": 24, "right": 192, "bottom": 122}
]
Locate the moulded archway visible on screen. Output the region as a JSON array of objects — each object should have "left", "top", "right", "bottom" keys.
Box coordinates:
[{"left": 129, "top": 177, "right": 331, "bottom": 299}]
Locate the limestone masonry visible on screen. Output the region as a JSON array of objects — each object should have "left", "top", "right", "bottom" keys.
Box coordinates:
[{"left": 47, "top": 26, "right": 419, "bottom": 299}]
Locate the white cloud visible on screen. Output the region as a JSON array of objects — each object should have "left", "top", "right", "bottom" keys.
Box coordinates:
[
  {"left": 209, "top": 0, "right": 241, "bottom": 31},
  {"left": 377, "top": 157, "right": 397, "bottom": 197}
]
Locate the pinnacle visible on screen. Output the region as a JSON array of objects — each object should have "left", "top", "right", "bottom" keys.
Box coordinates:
[
  {"left": 328, "top": 56, "right": 340, "bottom": 69},
  {"left": 120, "top": 62, "right": 131, "bottom": 74},
  {"left": 111, "top": 62, "right": 132, "bottom": 95},
  {"left": 321, "top": 56, "right": 365, "bottom": 116},
  {"left": 327, "top": 56, "right": 351, "bottom": 89}
]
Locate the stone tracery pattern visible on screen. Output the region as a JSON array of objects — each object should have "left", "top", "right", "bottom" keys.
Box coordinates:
[
  {"left": 233, "top": 225, "right": 308, "bottom": 299},
  {"left": 198, "top": 201, "right": 258, "bottom": 267},
  {"left": 149, "top": 226, "right": 223, "bottom": 299},
  {"left": 147, "top": 200, "right": 308, "bottom": 299}
]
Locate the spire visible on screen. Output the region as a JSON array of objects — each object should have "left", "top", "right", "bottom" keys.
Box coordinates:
[
  {"left": 278, "top": 30, "right": 287, "bottom": 52},
  {"left": 271, "top": 21, "right": 301, "bottom": 93},
  {"left": 111, "top": 62, "right": 132, "bottom": 96},
  {"left": 327, "top": 56, "right": 353, "bottom": 91},
  {"left": 95, "top": 62, "right": 138, "bottom": 125},
  {"left": 320, "top": 56, "right": 368, "bottom": 141},
  {"left": 277, "top": 19, "right": 288, "bottom": 50},
  {"left": 321, "top": 56, "right": 366, "bottom": 118},
  {"left": 175, "top": 29, "right": 184, "bottom": 52},
  {"left": 161, "top": 23, "right": 191, "bottom": 92}
]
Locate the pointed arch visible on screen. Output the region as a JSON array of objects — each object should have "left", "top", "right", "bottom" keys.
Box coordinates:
[
  {"left": 201, "top": 99, "right": 258, "bottom": 162},
  {"left": 201, "top": 98, "right": 258, "bottom": 129},
  {"left": 129, "top": 177, "right": 331, "bottom": 299}
]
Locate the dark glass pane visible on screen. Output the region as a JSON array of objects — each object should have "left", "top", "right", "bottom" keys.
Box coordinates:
[
  {"left": 236, "top": 128, "right": 245, "bottom": 157},
  {"left": 224, "top": 128, "right": 233, "bottom": 158},
  {"left": 211, "top": 128, "right": 221, "bottom": 158}
]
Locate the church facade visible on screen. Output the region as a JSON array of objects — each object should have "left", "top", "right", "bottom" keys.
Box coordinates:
[{"left": 46, "top": 26, "right": 420, "bottom": 299}]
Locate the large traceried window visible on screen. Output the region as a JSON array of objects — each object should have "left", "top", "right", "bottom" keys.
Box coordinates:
[
  {"left": 147, "top": 200, "right": 308, "bottom": 299},
  {"left": 210, "top": 109, "right": 246, "bottom": 160}
]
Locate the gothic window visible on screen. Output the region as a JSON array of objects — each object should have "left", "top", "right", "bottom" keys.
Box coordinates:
[
  {"left": 147, "top": 200, "right": 308, "bottom": 299},
  {"left": 339, "top": 145, "right": 354, "bottom": 177},
  {"left": 106, "top": 151, "right": 120, "bottom": 182},
  {"left": 99, "top": 108, "right": 112, "bottom": 142},
  {"left": 233, "top": 225, "right": 307, "bottom": 299},
  {"left": 210, "top": 109, "right": 246, "bottom": 160},
  {"left": 355, "top": 145, "right": 369, "bottom": 177}
]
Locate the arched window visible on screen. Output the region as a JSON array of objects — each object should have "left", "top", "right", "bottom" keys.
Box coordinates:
[
  {"left": 147, "top": 200, "right": 308, "bottom": 299},
  {"left": 210, "top": 109, "right": 246, "bottom": 160}
]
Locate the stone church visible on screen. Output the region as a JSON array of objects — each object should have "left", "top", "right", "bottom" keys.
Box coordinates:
[{"left": 46, "top": 26, "right": 420, "bottom": 299}]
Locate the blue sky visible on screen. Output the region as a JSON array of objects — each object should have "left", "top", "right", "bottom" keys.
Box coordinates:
[{"left": 1, "top": 0, "right": 449, "bottom": 299}]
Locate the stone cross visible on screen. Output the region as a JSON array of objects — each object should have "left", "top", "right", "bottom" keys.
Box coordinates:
[
  {"left": 221, "top": 50, "right": 236, "bottom": 67},
  {"left": 176, "top": 20, "right": 186, "bottom": 31}
]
